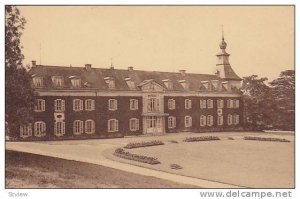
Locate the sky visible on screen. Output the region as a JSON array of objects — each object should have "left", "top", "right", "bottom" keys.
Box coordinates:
[{"left": 18, "top": 6, "right": 294, "bottom": 81}]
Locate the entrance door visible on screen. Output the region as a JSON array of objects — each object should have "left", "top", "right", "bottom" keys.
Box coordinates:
[{"left": 145, "top": 116, "right": 163, "bottom": 134}]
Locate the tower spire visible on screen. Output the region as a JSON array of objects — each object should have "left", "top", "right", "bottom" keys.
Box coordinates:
[{"left": 222, "top": 25, "right": 224, "bottom": 41}]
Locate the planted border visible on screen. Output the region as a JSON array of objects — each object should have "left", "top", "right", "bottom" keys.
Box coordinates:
[
  {"left": 183, "top": 136, "right": 220, "bottom": 142},
  {"left": 244, "top": 136, "right": 290, "bottom": 142},
  {"left": 114, "top": 148, "right": 161, "bottom": 165},
  {"left": 124, "top": 140, "right": 164, "bottom": 149}
]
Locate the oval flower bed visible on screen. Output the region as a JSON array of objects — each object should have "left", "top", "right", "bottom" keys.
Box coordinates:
[
  {"left": 183, "top": 136, "right": 220, "bottom": 142},
  {"left": 244, "top": 136, "right": 290, "bottom": 142},
  {"left": 124, "top": 140, "right": 164, "bottom": 149},
  {"left": 114, "top": 148, "right": 161, "bottom": 165}
]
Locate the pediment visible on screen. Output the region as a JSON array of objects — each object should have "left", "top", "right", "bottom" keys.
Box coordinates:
[{"left": 138, "top": 79, "right": 165, "bottom": 92}]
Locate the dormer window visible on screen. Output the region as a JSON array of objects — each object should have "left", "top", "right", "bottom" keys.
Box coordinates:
[
  {"left": 179, "top": 80, "right": 189, "bottom": 90},
  {"left": 104, "top": 77, "right": 115, "bottom": 89},
  {"left": 52, "top": 76, "right": 64, "bottom": 88},
  {"left": 162, "top": 79, "right": 173, "bottom": 90},
  {"left": 125, "top": 78, "right": 136, "bottom": 90},
  {"left": 69, "top": 76, "right": 81, "bottom": 88},
  {"left": 32, "top": 76, "right": 43, "bottom": 88}
]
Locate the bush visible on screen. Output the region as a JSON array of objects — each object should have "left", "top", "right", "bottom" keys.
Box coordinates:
[
  {"left": 183, "top": 136, "right": 220, "bottom": 142},
  {"left": 169, "top": 140, "right": 179, "bottom": 144},
  {"left": 170, "top": 164, "right": 182, "bottom": 170},
  {"left": 244, "top": 136, "right": 290, "bottom": 142},
  {"left": 124, "top": 140, "right": 164, "bottom": 149},
  {"left": 114, "top": 148, "right": 161, "bottom": 165},
  {"left": 228, "top": 137, "right": 234, "bottom": 140}
]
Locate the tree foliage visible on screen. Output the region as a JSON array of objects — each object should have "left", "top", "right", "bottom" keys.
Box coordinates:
[{"left": 5, "top": 6, "right": 35, "bottom": 138}]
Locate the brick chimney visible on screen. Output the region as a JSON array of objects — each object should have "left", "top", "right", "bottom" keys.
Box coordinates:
[
  {"left": 128, "top": 66, "right": 134, "bottom": 71},
  {"left": 85, "top": 64, "right": 92, "bottom": 71},
  {"left": 32, "top": 60, "right": 37, "bottom": 67},
  {"left": 179, "top": 70, "right": 186, "bottom": 76}
]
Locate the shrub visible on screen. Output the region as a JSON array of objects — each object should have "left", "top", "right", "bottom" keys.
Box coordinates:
[
  {"left": 124, "top": 140, "right": 164, "bottom": 149},
  {"left": 169, "top": 140, "right": 179, "bottom": 144},
  {"left": 244, "top": 136, "right": 290, "bottom": 142},
  {"left": 228, "top": 137, "right": 234, "bottom": 140},
  {"left": 114, "top": 148, "right": 161, "bottom": 165},
  {"left": 170, "top": 164, "right": 183, "bottom": 170},
  {"left": 183, "top": 136, "right": 220, "bottom": 142}
]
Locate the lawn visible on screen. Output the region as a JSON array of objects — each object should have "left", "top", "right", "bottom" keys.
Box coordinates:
[{"left": 107, "top": 132, "right": 294, "bottom": 188}]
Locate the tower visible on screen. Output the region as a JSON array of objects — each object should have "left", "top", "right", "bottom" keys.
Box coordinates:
[{"left": 215, "top": 33, "right": 242, "bottom": 90}]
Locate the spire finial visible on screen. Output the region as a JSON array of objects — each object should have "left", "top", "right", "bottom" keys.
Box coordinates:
[{"left": 222, "top": 25, "right": 224, "bottom": 41}]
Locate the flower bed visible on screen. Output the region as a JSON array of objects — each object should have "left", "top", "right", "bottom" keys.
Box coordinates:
[
  {"left": 244, "top": 136, "right": 290, "bottom": 142},
  {"left": 183, "top": 136, "right": 220, "bottom": 142},
  {"left": 124, "top": 140, "right": 164, "bottom": 149},
  {"left": 114, "top": 148, "right": 161, "bottom": 165}
]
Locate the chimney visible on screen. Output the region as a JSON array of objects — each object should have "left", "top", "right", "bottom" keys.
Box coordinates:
[
  {"left": 85, "top": 64, "right": 92, "bottom": 71},
  {"left": 179, "top": 70, "right": 186, "bottom": 76},
  {"left": 128, "top": 66, "right": 134, "bottom": 71},
  {"left": 32, "top": 60, "right": 36, "bottom": 67}
]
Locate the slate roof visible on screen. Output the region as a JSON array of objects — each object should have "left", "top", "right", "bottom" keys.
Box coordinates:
[{"left": 29, "top": 65, "right": 239, "bottom": 92}]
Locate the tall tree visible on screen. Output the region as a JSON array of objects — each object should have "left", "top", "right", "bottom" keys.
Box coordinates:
[
  {"left": 269, "top": 70, "right": 295, "bottom": 130},
  {"left": 241, "top": 75, "right": 277, "bottom": 130},
  {"left": 5, "top": 6, "right": 35, "bottom": 138}
]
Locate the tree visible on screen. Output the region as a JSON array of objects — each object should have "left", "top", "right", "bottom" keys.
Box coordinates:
[
  {"left": 241, "top": 75, "right": 277, "bottom": 130},
  {"left": 269, "top": 70, "right": 295, "bottom": 130},
  {"left": 5, "top": 6, "right": 35, "bottom": 138}
]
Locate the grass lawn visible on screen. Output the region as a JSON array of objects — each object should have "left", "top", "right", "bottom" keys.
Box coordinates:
[
  {"left": 107, "top": 133, "right": 294, "bottom": 188},
  {"left": 5, "top": 150, "right": 197, "bottom": 188}
]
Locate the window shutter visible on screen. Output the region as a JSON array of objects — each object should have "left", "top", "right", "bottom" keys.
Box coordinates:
[
  {"left": 42, "top": 100, "right": 45, "bottom": 111},
  {"left": 115, "top": 100, "right": 118, "bottom": 110},
  {"left": 116, "top": 120, "right": 119, "bottom": 131},
  {"left": 62, "top": 122, "right": 65, "bottom": 134},
  {"left": 92, "top": 100, "right": 95, "bottom": 110},
  {"left": 80, "top": 100, "right": 83, "bottom": 111},
  {"left": 137, "top": 119, "right": 139, "bottom": 130},
  {"left": 62, "top": 100, "right": 65, "bottom": 111},
  {"left": 236, "top": 100, "right": 239, "bottom": 108},
  {"left": 54, "top": 122, "right": 57, "bottom": 135},
  {"left": 92, "top": 120, "right": 95, "bottom": 133},
  {"left": 54, "top": 100, "right": 57, "bottom": 111}
]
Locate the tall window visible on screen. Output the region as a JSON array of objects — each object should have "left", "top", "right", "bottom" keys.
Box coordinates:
[
  {"left": 130, "top": 99, "right": 138, "bottom": 110},
  {"left": 54, "top": 99, "right": 65, "bottom": 112},
  {"left": 54, "top": 121, "right": 65, "bottom": 137},
  {"left": 129, "top": 118, "right": 139, "bottom": 131},
  {"left": 200, "top": 115, "right": 206, "bottom": 126},
  {"left": 35, "top": 99, "right": 45, "bottom": 112},
  {"left": 85, "top": 120, "right": 95, "bottom": 134},
  {"left": 85, "top": 99, "right": 95, "bottom": 111},
  {"left": 168, "top": 116, "right": 176, "bottom": 128},
  {"left": 217, "top": 116, "right": 223, "bottom": 126},
  {"left": 185, "top": 99, "right": 192, "bottom": 109},
  {"left": 168, "top": 99, "right": 175, "bottom": 110},
  {"left": 227, "top": 99, "right": 234, "bottom": 108},
  {"left": 73, "top": 99, "right": 83, "bottom": 111},
  {"left": 108, "top": 99, "right": 117, "bottom": 111},
  {"left": 207, "top": 99, "right": 214, "bottom": 109},
  {"left": 33, "top": 77, "right": 43, "bottom": 88},
  {"left": 20, "top": 124, "right": 32, "bottom": 138},
  {"left": 71, "top": 78, "right": 81, "bottom": 88},
  {"left": 233, "top": 114, "right": 240, "bottom": 125},
  {"left": 34, "top": 121, "right": 46, "bottom": 137},
  {"left": 147, "top": 95, "right": 159, "bottom": 112},
  {"left": 185, "top": 116, "right": 192, "bottom": 127},
  {"left": 73, "top": 120, "right": 83, "bottom": 135},
  {"left": 207, "top": 115, "right": 214, "bottom": 126},
  {"left": 227, "top": 114, "right": 233, "bottom": 125},
  {"left": 217, "top": 99, "right": 224, "bottom": 109},
  {"left": 234, "top": 99, "right": 240, "bottom": 108},
  {"left": 108, "top": 119, "right": 119, "bottom": 132},
  {"left": 200, "top": 99, "right": 207, "bottom": 109},
  {"left": 52, "top": 76, "right": 64, "bottom": 88}
]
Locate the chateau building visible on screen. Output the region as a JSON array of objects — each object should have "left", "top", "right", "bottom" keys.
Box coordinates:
[{"left": 19, "top": 36, "right": 243, "bottom": 140}]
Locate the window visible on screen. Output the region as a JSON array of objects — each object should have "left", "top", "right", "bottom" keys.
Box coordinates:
[
  {"left": 207, "top": 99, "right": 214, "bottom": 109},
  {"left": 35, "top": 99, "right": 45, "bottom": 112},
  {"left": 108, "top": 99, "right": 117, "bottom": 111},
  {"left": 71, "top": 78, "right": 81, "bottom": 88},
  {"left": 52, "top": 76, "right": 64, "bottom": 88},
  {"left": 217, "top": 99, "right": 224, "bottom": 109},
  {"left": 163, "top": 80, "right": 173, "bottom": 90},
  {"left": 227, "top": 99, "right": 234, "bottom": 108},
  {"left": 179, "top": 80, "right": 189, "bottom": 90},
  {"left": 234, "top": 99, "right": 240, "bottom": 108},
  {"left": 147, "top": 95, "right": 159, "bottom": 112},
  {"left": 20, "top": 123, "right": 32, "bottom": 138},
  {"left": 207, "top": 115, "right": 214, "bottom": 126},
  {"left": 73, "top": 99, "right": 83, "bottom": 111},
  {"left": 168, "top": 99, "right": 176, "bottom": 110},
  {"left": 108, "top": 119, "right": 118, "bottom": 132},
  {"left": 168, "top": 116, "right": 176, "bottom": 128},
  {"left": 104, "top": 77, "right": 115, "bottom": 89},
  {"left": 185, "top": 116, "right": 192, "bottom": 127},
  {"left": 200, "top": 99, "right": 207, "bottom": 109},
  {"left": 73, "top": 120, "right": 83, "bottom": 135},
  {"left": 85, "top": 99, "right": 95, "bottom": 111},
  {"left": 185, "top": 99, "right": 192, "bottom": 109},
  {"left": 54, "top": 99, "right": 65, "bottom": 112},
  {"left": 200, "top": 115, "right": 206, "bottom": 126},
  {"left": 125, "top": 79, "right": 136, "bottom": 90},
  {"left": 217, "top": 116, "right": 223, "bottom": 126},
  {"left": 130, "top": 99, "right": 138, "bottom": 110},
  {"left": 33, "top": 77, "right": 43, "bottom": 88},
  {"left": 233, "top": 114, "right": 240, "bottom": 125},
  {"left": 34, "top": 121, "right": 46, "bottom": 137},
  {"left": 129, "top": 118, "right": 139, "bottom": 131},
  {"left": 54, "top": 121, "right": 65, "bottom": 137},
  {"left": 227, "top": 114, "right": 233, "bottom": 125},
  {"left": 85, "top": 120, "right": 95, "bottom": 134}
]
